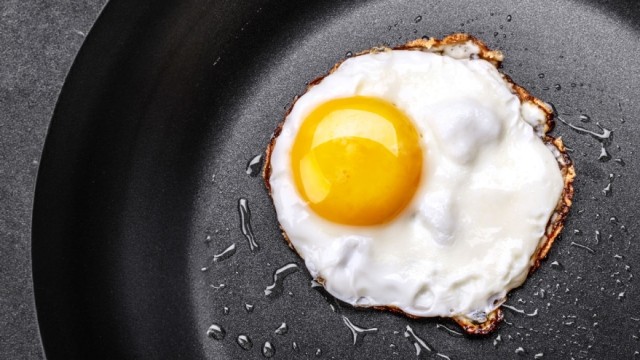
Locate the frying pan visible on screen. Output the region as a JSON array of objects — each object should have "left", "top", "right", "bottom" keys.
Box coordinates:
[{"left": 32, "top": 0, "right": 640, "bottom": 358}]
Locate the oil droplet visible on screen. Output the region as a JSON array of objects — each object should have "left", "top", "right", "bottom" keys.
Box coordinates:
[
  {"left": 345, "top": 51, "right": 353, "bottom": 58},
  {"left": 538, "top": 73, "right": 545, "bottom": 79},
  {"left": 435, "top": 323, "right": 463, "bottom": 337},
  {"left": 237, "top": 335, "right": 252, "bottom": 350},
  {"left": 493, "top": 32, "right": 499, "bottom": 37},
  {"left": 538, "top": 289, "right": 546, "bottom": 299},
  {"left": 210, "top": 283, "right": 226, "bottom": 290},
  {"left": 342, "top": 316, "right": 378, "bottom": 345},
  {"left": 599, "top": 146, "right": 611, "bottom": 161},
  {"left": 238, "top": 198, "right": 259, "bottom": 251},
  {"left": 207, "top": 324, "right": 226, "bottom": 340},
  {"left": 262, "top": 341, "right": 275, "bottom": 358},
  {"left": 571, "top": 241, "right": 595, "bottom": 254},
  {"left": 558, "top": 118, "right": 612, "bottom": 139},
  {"left": 404, "top": 325, "right": 433, "bottom": 356},
  {"left": 557, "top": 117, "right": 612, "bottom": 161},
  {"left": 245, "top": 303, "right": 254, "bottom": 313},
  {"left": 213, "top": 243, "right": 237, "bottom": 263},
  {"left": 502, "top": 304, "right": 539, "bottom": 317},
  {"left": 414, "top": 15, "right": 422, "bottom": 23},
  {"left": 265, "top": 263, "right": 299, "bottom": 298},
  {"left": 515, "top": 346, "right": 526, "bottom": 355},
  {"left": 246, "top": 154, "right": 263, "bottom": 177},
  {"left": 292, "top": 341, "right": 300, "bottom": 352},
  {"left": 507, "top": 14, "right": 512, "bottom": 21},
  {"left": 493, "top": 334, "right": 502, "bottom": 347},
  {"left": 275, "top": 322, "right": 288, "bottom": 335},
  {"left": 580, "top": 114, "right": 591, "bottom": 123}
]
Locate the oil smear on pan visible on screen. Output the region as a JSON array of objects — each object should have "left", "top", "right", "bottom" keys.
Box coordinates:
[
  {"left": 557, "top": 114, "right": 613, "bottom": 161},
  {"left": 209, "top": 283, "right": 225, "bottom": 291},
  {"left": 341, "top": 316, "right": 378, "bottom": 346},
  {"left": 264, "top": 263, "right": 299, "bottom": 298},
  {"left": 200, "top": 243, "right": 237, "bottom": 272},
  {"left": 213, "top": 243, "right": 237, "bottom": 262},
  {"left": 402, "top": 325, "right": 452, "bottom": 359},
  {"left": 501, "top": 304, "right": 539, "bottom": 317},
  {"left": 602, "top": 173, "right": 613, "bottom": 197},
  {"left": 246, "top": 154, "right": 263, "bottom": 177},
  {"left": 403, "top": 325, "right": 433, "bottom": 356},
  {"left": 435, "top": 323, "right": 464, "bottom": 337},
  {"left": 238, "top": 198, "right": 259, "bottom": 251}
]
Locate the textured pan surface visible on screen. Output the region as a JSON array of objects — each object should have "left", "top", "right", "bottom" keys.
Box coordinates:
[{"left": 33, "top": 0, "right": 640, "bottom": 358}]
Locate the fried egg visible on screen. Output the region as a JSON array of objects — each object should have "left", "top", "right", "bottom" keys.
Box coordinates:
[{"left": 264, "top": 34, "right": 574, "bottom": 334}]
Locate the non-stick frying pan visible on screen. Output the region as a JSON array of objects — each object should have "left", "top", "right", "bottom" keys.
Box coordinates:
[{"left": 33, "top": 0, "right": 640, "bottom": 358}]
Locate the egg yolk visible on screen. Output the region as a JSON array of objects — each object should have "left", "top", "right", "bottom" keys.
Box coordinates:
[{"left": 291, "top": 96, "right": 423, "bottom": 226}]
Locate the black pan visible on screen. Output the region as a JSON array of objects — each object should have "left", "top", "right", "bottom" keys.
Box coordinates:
[{"left": 33, "top": 0, "right": 640, "bottom": 358}]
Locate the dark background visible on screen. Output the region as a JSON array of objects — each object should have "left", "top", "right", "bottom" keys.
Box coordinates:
[{"left": 0, "top": 1, "right": 106, "bottom": 358}]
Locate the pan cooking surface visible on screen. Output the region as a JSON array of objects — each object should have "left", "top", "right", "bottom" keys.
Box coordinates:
[{"left": 33, "top": 0, "right": 640, "bottom": 358}]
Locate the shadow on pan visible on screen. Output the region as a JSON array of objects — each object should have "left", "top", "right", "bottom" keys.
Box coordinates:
[{"left": 33, "top": 0, "right": 640, "bottom": 358}]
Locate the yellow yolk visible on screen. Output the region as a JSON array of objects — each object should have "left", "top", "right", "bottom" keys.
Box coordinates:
[{"left": 291, "top": 96, "right": 423, "bottom": 226}]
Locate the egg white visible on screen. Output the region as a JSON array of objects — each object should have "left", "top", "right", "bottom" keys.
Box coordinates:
[{"left": 268, "top": 43, "right": 564, "bottom": 319}]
